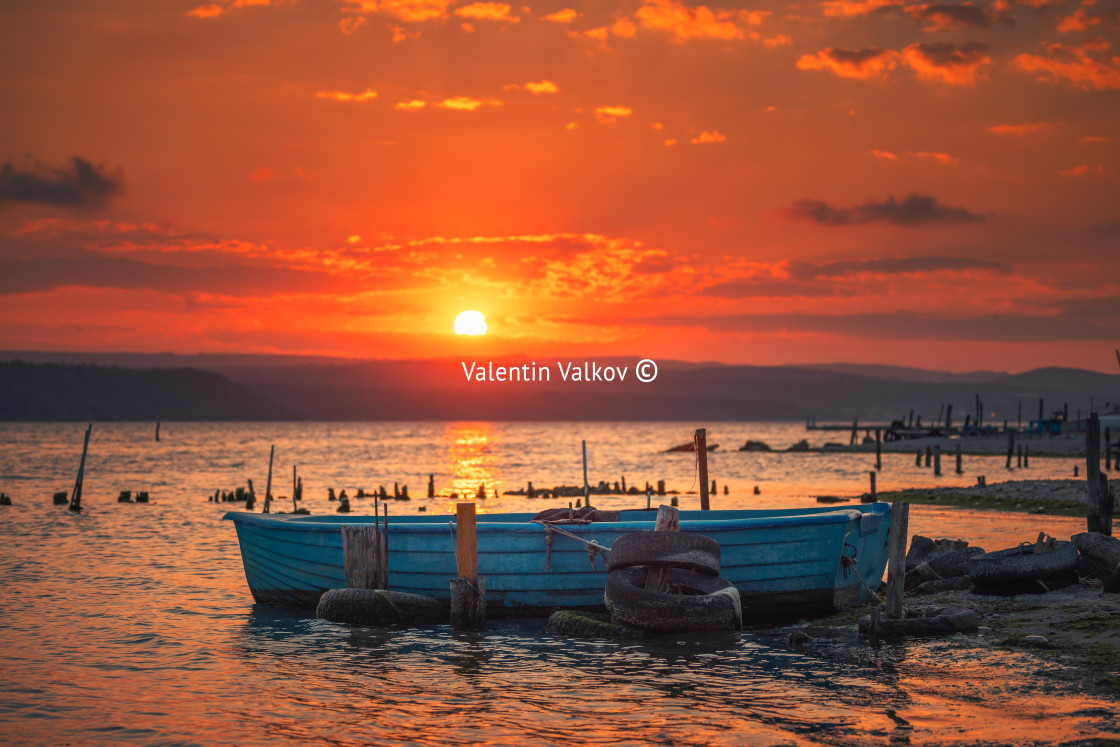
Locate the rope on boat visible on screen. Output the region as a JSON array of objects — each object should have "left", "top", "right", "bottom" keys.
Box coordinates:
[{"left": 532, "top": 520, "right": 610, "bottom": 574}]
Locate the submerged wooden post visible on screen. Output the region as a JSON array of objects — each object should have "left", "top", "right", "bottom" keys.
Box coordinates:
[
  {"left": 450, "top": 502, "right": 485, "bottom": 628},
  {"left": 869, "top": 471, "right": 876, "bottom": 500},
  {"left": 1107, "top": 428, "right": 1112, "bottom": 471},
  {"left": 955, "top": 443, "right": 962, "bottom": 474},
  {"left": 886, "top": 502, "right": 910, "bottom": 620},
  {"left": 1024, "top": 445, "right": 1029, "bottom": 468},
  {"left": 341, "top": 524, "right": 382, "bottom": 589},
  {"left": 925, "top": 446, "right": 931, "bottom": 468},
  {"left": 696, "top": 428, "right": 710, "bottom": 511},
  {"left": 934, "top": 445, "right": 941, "bottom": 476},
  {"left": 646, "top": 504, "right": 680, "bottom": 593},
  {"left": 1088, "top": 413, "right": 1104, "bottom": 533},
  {"left": 155, "top": 421, "right": 160, "bottom": 442},
  {"left": 915, "top": 450, "right": 922, "bottom": 467},
  {"left": 381, "top": 503, "right": 389, "bottom": 588},
  {"left": 582, "top": 440, "right": 589, "bottom": 504},
  {"left": 1006, "top": 429, "right": 1015, "bottom": 469},
  {"left": 69, "top": 423, "right": 92, "bottom": 513},
  {"left": 263, "top": 444, "right": 275, "bottom": 514},
  {"left": 1101, "top": 474, "right": 1114, "bottom": 537},
  {"left": 945, "top": 404, "right": 953, "bottom": 435},
  {"left": 875, "top": 428, "right": 881, "bottom": 471}
]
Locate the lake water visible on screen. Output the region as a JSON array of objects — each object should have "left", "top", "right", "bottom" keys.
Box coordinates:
[{"left": 1, "top": 422, "right": 1115, "bottom": 745}]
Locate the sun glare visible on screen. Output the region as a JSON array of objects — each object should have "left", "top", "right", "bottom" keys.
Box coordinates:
[{"left": 454, "top": 310, "right": 488, "bottom": 336}]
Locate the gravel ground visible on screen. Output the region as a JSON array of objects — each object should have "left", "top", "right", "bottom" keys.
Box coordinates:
[{"left": 901, "top": 478, "right": 1091, "bottom": 505}]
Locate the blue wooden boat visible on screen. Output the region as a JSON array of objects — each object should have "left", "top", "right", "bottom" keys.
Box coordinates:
[{"left": 224, "top": 504, "right": 891, "bottom": 620}]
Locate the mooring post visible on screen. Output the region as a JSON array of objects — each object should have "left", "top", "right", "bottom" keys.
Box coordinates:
[
  {"left": 581, "top": 439, "right": 590, "bottom": 504},
  {"left": 915, "top": 450, "right": 922, "bottom": 467},
  {"left": 69, "top": 423, "right": 92, "bottom": 513},
  {"left": 428, "top": 473, "right": 435, "bottom": 498},
  {"left": 875, "top": 428, "right": 881, "bottom": 471},
  {"left": 381, "top": 503, "right": 389, "bottom": 588},
  {"left": 646, "top": 504, "right": 680, "bottom": 593},
  {"left": 155, "top": 421, "right": 160, "bottom": 442},
  {"left": 341, "top": 524, "right": 381, "bottom": 589},
  {"left": 869, "top": 471, "right": 876, "bottom": 500},
  {"left": 1088, "top": 413, "right": 1103, "bottom": 533},
  {"left": 955, "top": 444, "right": 962, "bottom": 474},
  {"left": 1024, "top": 446, "right": 1029, "bottom": 468},
  {"left": 934, "top": 445, "right": 941, "bottom": 476},
  {"left": 1017, "top": 445, "right": 1023, "bottom": 468},
  {"left": 945, "top": 404, "right": 953, "bottom": 435},
  {"left": 696, "top": 428, "right": 710, "bottom": 511},
  {"left": 450, "top": 502, "right": 485, "bottom": 628},
  {"left": 850, "top": 418, "right": 858, "bottom": 446},
  {"left": 263, "top": 444, "right": 275, "bottom": 514},
  {"left": 886, "top": 502, "right": 910, "bottom": 620},
  {"left": 925, "top": 446, "right": 931, "bottom": 468},
  {"left": 292, "top": 465, "right": 298, "bottom": 512},
  {"left": 1106, "top": 428, "right": 1112, "bottom": 471},
  {"left": 1006, "top": 428, "right": 1015, "bottom": 470}
]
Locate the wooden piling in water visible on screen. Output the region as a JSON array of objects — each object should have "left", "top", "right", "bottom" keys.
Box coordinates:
[
  {"left": 1107, "top": 428, "right": 1112, "bottom": 471},
  {"left": 428, "top": 473, "right": 435, "bottom": 498},
  {"left": 1088, "top": 413, "right": 1105, "bottom": 534},
  {"left": 945, "top": 404, "right": 953, "bottom": 435},
  {"left": 263, "top": 444, "right": 275, "bottom": 514},
  {"left": 915, "top": 451, "right": 922, "bottom": 467},
  {"left": 886, "top": 502, "right": 910, "bottom": 620},
  {"left": 1017, "top": 445, "right": 1023, "bottom": 468},
  {"left": 696, "top": 428, "right": 710, "bottom": 511},
  {"left": 1006, "top": 429, "right": 1015, "bottom": 469},
  {"left": 646, "top": 504, "right": 680, "bottom": 593},
  {"left": 925, "top": 446, "right": 931, "bottom": 468},
  {"left": 342, "top": 525, "right": 383, "bottom": 590},
  {"left": 450, "top": 502, "right": 485, "bottom": 628},
  {"left": 1024, "top": 446, "right": 1029, "bottom": 468},
  {"left": 875, "top": 428, "right": 881, "bottom": 471},
  {"left": 582, "top": 440, "right": 589, "bottom": 504},
  {"left": 934, "top": 445, "right": 941, "bottom": 476},
  {"left": 869, "top": 471, "right": 876, "bottom": 500},
  {"left": 69, "top": 424, "right": 91, "bottom": 513},
  {"left": 955, "top": 444, "right": 962, "bottom": 474}
]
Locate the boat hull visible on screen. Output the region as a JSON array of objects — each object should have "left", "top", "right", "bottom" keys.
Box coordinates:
[{"left": 225, "top": 504, "right": 891, "bottom": 620}]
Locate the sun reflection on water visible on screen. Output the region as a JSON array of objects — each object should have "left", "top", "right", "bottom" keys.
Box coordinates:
[{"left": 442, "top": 422, "right": 501, "bottom": 514}]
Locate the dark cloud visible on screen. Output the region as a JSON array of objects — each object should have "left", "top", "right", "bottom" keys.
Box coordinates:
[
  {"left": 0, "top": 255, "right": 358, "bottom": 297},
  {"left": 0, "top": 157, "right": 123, "bottom": 207},
  {"left": 788, "top": 256, "right": 1012, "bottom": 278},
  {"left": 907, "top": 41, "right": 990, "bottom": 67},
  {"left": 785, "top": 193, "right": 988, "bottom": 226},
  {"left": 904, "top": 3, "right": 1013, "bottom": 30},
  {"left": 700, "top": 279, "right": 842, "bottom": 299}
]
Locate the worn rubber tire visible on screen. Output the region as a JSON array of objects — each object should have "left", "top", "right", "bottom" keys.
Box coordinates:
[
  {"left": 604, "top": 566, "right": 741, "bottom": 632},
  {"left": 607, "top": 531, "right": 721, "bottom": 576},
  {"left": 968, "top": 542, "right": 1079, "bottom": 595},
  {"left": 316, "top": 588, "right": 445, "bottom": 626}
]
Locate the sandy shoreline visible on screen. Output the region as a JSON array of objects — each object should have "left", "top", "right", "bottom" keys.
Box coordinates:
[{"left": 813, "top": 433, "right": 1089, "bottom": 457}]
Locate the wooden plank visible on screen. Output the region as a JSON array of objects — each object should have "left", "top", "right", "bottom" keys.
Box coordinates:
[
  {"left": 886, "top": 501, "right": 909, "bottom": 620},
  {"left": 456, "top": 502, "right": 477, "bottom": 582},
  {"left": 697, "top": 428, "right": 710, "bottom": 511},
  {"left": 645, "top": 504, "right": 680, "bottom": 594}
]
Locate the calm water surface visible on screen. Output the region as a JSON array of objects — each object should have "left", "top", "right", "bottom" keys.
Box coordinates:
[{"left": 0, "top": 422, "right": 1115, "bottom": 746}]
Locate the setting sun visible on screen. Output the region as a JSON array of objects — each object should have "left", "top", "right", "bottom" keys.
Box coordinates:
[{"left": 454, "top": 310, "right": 488, "bottom": 336}]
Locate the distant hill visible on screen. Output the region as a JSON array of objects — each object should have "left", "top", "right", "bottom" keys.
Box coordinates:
[
  {"left": 0, "top": 361, "right": 287, "bottom": 420},
  {"left": 0, "top": 353, "right": 1116, "bottom": 422}
]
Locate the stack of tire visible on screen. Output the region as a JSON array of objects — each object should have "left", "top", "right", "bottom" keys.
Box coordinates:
[{"left": 604, "top": 532, "right": 742, "bottom": 632}]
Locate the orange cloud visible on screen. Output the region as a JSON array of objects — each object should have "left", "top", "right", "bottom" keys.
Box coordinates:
[
  {"left": 612, "top": 17, "right": 639, "bottom": 37},
  {"left": 1082, "top": 135, "right": 1109, "bottom": 142},
  {"left": 395, "top": 99, "right": 427, "bottom": 110},
  {"left": 339, "top": 16, "right": 368, "bottom": 33},
  {"left": 595, "top": 105, "right": 633, "bottom": 122},
  {"left": 664, "top": 138, "right": 678, "bottom": 146},
  {"left": 354, "top": 0, "right": 451, "bottom": 22},
  {"left": 986, "top": 121, "right": 1049, "bottom": 135},
  {"left": 524, "top": 79, "right": 560, "bottom": 94},
  {"left": 796, "top": 47, "right": 898, "bottom": 80},
  {"left": 315, "top": 88, "right": 379, "bottom": 102},
  {"left": 543, "top": 8, "right": 579, "bottom": 23},
  {"left": 187, "top": 4, "right": 225, "bottom": 18},
  {"left": 1057, "top": 8, "right": 1105, "bottom": 31},
  {"left": 910, "top": 151, "right": 959, "bottom": 165},
  {"left": 763, "top": 34, "right": 793, "bottom": 49},
  {"left": 1060, "top": 163, "right": 1090, "bottom": 175},
  {"left": 870, "top": 149, "right": 899, "bottom": 160},
  {"left": 900, "top": 42, "right": 990, "bottom": 85},
  {"left": 1013, "top": 38, "right": 1120, "bottom": 89},
  {"left": 635, "top": 0, "right": 769, "bottom": 42},
  {"left": 454, "top": 2, "right": 518, "bottom": 22},
  {"left": 690, "top": 130, "right": 727, "bottom": 144},
  {"left": 249, "top": 167, "right": 277, "bottom": 182},
  {"left": 821, "top": 0, "right": 903, "bottom": 17},
  {"left": 436, "top": 96, "right": 502, "bottom": 111}
]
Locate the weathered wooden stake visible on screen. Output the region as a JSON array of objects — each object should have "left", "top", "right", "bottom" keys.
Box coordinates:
[
  {"left": 1017, "top": 445, "right": 1023, "bottom": 468},
  {"left": 696, "top": 428, "right": 710, "bottom": 511},
  {"left": 915, "top": 450, "right": 922, "bottom": 467},
  {"left": 869, "top": 471, "right": 876, "bottom": 499},
  {"left": 1106, "top": 428, "right": 1112, "bottom": 471},
  {"left": 945, "top": 404, "right": 953, "bottom": 434},
  {"left": 263, "top": 444, "right": 275, "bottom": 514},
  {"left": 646, "top": 504, "right": 680, "bottom": 593},
  {"left": 925, "top": 446, "right": 932, "bottom": 468},
  {"left": 582, "top": 440, "right": 589, "bottom": 503},
  {"left": 292, "top": 465, "right": 298, "bottom": 512},
  {"left": 1101, "top": 474, "right": 1113, "bottom": 537},
  {"left": 428, "top": 473, "right": 435, "bottom": 498},
  {"left": 886, "top": 502, "right": 910, "bottom": 620},
  {"left": 934, "top": 445, "right": 941, "bottom": 476},
  {"left": 450, "top": 502, "right": 485, "bottom": 628},
  {"left": 69, "top": 423, "right": 92, "bottom": 513},
  {"left": 1005, "top": 428, "right": 1015, "bottom": 469},
  {"left": 381, "top": 503, "right": 389, "bottom": 588},
  {"left": 342, "top": 524, "right": 382, "bottom": 589},
  {"left": 850, "top": 418, "right": 858, "bottom": 445},
  {"left": 1088, "top": 413, "right": 1104, "bottom": 533},
  {"left": 155, "top": 421, "right": 160, "bottom": 442},
  {"left": 875, "top": 428, "right": 882, "bottom": 471},
  {"left": 1024, "top": 446, "right": 1029, "bottom": 468}
]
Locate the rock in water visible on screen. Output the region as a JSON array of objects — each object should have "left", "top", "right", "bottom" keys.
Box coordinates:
[
  {"left": 316, "top": 588, "right": 444, "bottom": 626},
  {"left": 544, "top": 610, "right": 643, "bottom": 639}
]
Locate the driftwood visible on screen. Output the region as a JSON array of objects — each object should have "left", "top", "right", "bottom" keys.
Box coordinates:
[
  {"left": 859, "top": 606, "right": 979, "bottom": 637},
  {"left": 1071, "top": 531, "right": 1120, "bottom": 580}
]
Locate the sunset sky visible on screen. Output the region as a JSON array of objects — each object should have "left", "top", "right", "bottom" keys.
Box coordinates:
[{"left": 1, "top": 0, "right": 1118, "bottom": 372}]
